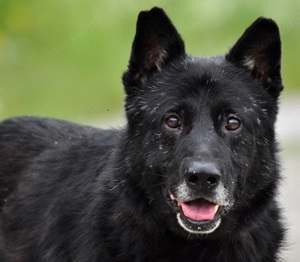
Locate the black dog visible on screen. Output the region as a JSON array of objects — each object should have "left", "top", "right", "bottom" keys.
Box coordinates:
[{"left": 0, "top": 7, "right": 284, "bottom": 262}]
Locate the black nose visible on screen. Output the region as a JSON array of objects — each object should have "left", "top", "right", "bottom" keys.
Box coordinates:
[{"left": 183, "top": 160, "right": 221, "bottom": 189}]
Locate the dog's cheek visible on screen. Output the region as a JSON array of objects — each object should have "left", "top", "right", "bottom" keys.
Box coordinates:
[
  {"left": 232, "top": 138, "right": 260, "bottom": 201},
  {"left": 218, "top": 132, "right": 256, "bottom": 195}
]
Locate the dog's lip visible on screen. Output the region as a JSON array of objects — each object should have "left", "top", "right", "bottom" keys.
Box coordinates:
[
  {"left": 166, "top": 191, "right": 224, "bottom": 234},
  {"left": 179, "top": 199, "right": 220, "bottom": 221},
  {"left": 169, "top": 193, "right": 220, "bottom": 222}
]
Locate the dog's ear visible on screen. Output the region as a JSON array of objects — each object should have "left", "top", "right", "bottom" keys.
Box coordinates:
[
  {"left": 226, "top": 17, "right": 283, "bottom": 98},
  {"left": 123, "top": 7, "right": 185, "bottom": 94}
]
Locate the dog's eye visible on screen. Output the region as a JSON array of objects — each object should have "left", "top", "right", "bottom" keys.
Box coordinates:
[
  {"left": 165, "top": 114, "right": 181, "bottom": 129},
  {"left": 225, "top": 116, "right": 240, "bottom": 131}
]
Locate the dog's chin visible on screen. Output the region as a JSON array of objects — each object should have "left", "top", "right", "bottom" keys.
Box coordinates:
[{"left": 176, "top": 213, "right": 221, "bottom": 234}]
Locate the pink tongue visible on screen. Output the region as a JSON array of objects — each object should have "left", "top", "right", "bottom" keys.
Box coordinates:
[{"left": 178, "top": 199, "right": 217, "bottom": 221}]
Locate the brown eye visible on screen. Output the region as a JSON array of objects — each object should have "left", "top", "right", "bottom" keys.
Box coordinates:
[
  {"left": 165, "top": 114, "right": 181, "bottom": 129},
  {"left": 225, "top": 116, "right": 240, "bottom": 131}
]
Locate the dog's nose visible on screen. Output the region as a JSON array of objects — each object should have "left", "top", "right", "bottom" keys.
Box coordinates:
[{"left": 183, "top": 161, "right": 221, "bottom": 189}]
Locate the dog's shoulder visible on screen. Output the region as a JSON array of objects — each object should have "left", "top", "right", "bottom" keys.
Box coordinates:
[{"left": 0, "top": 116, "right": 121, "bottom": 208}]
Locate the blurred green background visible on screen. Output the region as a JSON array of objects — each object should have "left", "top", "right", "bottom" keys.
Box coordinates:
[{"left": 0, "top": 0, "right": 299, "bottom": 123}]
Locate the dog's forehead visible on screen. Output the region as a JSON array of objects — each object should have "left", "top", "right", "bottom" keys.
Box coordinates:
[
  {"left": 162, "top": 55, "right": 253, "bottom": 98},
  {"left": 183, "top": 56, "right": 230, "bottom": 82},
  {"left": 141, "top": 55, "right": 264, "bottom": 116},
  {"left": 195, "top": 56, "right": 260, "bottom": 94},
  {"left": 142, "top": 54, "right": 263, "bottom": 114}
]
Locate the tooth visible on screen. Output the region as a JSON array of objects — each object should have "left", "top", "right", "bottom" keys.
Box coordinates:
[{"left": 214, "top": 205, "right": 220, "bottom": 214}]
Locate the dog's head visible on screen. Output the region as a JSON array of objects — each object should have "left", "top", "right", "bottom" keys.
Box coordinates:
[{"left": 122, "top": 8, "right": 283, "bottom": 237}]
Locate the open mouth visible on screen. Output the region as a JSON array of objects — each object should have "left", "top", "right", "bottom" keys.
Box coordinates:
[{"left": 169, "top": 193, "right": 222, "bottom": 234}]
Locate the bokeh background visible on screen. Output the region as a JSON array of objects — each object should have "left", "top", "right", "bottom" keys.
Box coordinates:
[{"left": 1, "top": 0, "right": 299, "bottom": 260}]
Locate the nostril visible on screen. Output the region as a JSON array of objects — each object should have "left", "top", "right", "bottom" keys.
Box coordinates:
[
  {"left": 187, "top": 174, "right": 199, "bottom": 185},
  {"left": 206, "top": 176, "right": 219, "bottom": 187}
]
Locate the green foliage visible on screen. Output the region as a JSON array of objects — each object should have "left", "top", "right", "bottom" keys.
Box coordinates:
[{"left": 1, "top": 0, "right": 299, "bottom": 122}]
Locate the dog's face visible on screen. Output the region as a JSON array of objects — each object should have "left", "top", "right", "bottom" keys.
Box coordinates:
[{"left": 122, "top": 8, "right": 282, "bottom": 236}]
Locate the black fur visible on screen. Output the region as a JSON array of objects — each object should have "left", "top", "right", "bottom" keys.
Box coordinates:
[{"left": 0, "top": 7, "right": 284, "bottom": 262}]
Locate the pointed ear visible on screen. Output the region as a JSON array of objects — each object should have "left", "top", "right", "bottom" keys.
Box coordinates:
[
  {"left": 226, "top": 17, "right": 283, "bottom": 98},
  {"left": 123, "top": 7, "right": 185, "bottom": 94}
]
